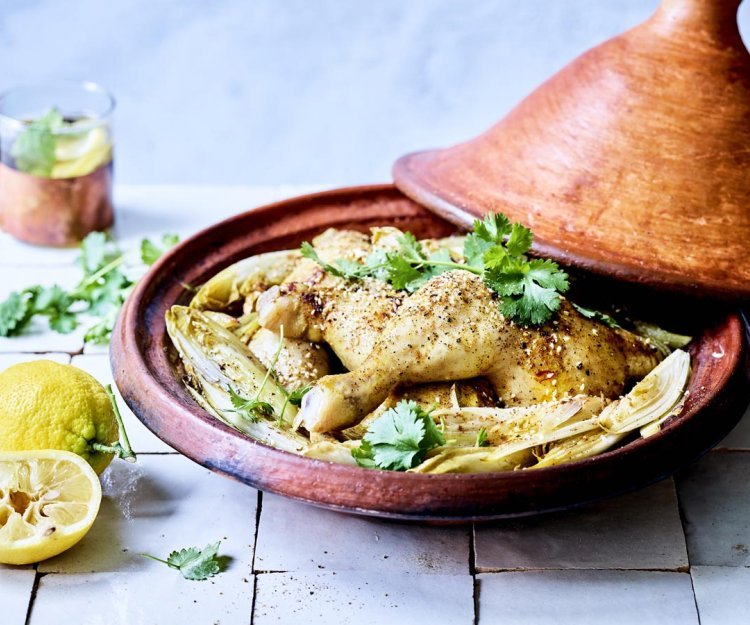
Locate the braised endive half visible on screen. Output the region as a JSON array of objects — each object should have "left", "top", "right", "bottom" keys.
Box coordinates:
[
  {"left": 165, "top": 306, "right": 309, "bottom": 453},
  {"left": 189, "top": 250, "right": 300, "bottom": 312}
]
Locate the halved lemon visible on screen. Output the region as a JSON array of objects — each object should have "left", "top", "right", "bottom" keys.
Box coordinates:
[{"left": 0, "top": 450, "right": 101, "bottom": 565}]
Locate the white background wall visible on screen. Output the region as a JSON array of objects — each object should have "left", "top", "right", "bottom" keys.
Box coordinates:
[{"left": 1, "top": 0, "right": 748, "bottom": 185}]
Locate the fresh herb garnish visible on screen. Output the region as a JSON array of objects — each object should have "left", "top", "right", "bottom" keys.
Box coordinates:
[
  {"left": 351, "top": 400, "right": 445, "bottom": 471},
  {"left": 0, "top": 292, "right": 29, "bottom": 337},
  {"left": 140, "top": 233, "right": 180, "bottom": 266},
  {"left": 286, "top": 385, "right": 312, "bottom": 407},
  {"left": 571, "top": 303, "right": 621, "bottom": 328},
  {"left": 224, "top": 328, "right": 310, "bottom": 428},
  {"left": 0, "top": 231, "right": 179, "bottom": 343},
  {"left": 485, "top": 257, "right": 570, "bottom": 326},
  {"left": 278, "top": 384, "right": 312, "bottom": 426},
  {"left": 228, "top": 326, "right": 285, "bottom": 422},
  {"left": 228, "top": 387, "right": 275, "bottom": 423},
  {"left": 301, "top": 213, "right": 570, "bottom": 326},
  {"left": 475, "top": 428, "right": 489, "bottom": 447},
  {"left": 10, "top": 107, "right": 63, "bottom": 176},
  {"left": 0, "top": 286, "right": 76, "bottom": 337},
  {"left": 142, "top": 541, "right": 223, "bottom": 581},
  {"left": 299, "top": 242, "right": 370, "bottom": 280}
]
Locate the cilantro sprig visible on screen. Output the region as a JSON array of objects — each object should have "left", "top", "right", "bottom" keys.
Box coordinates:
[
  {"left": 228, "top": 387, "right": 275, "bottom": 423},
  {"left": 351, "top": 400, "right": 445, "bottom": 471},
  {"left": 278, "top": 384, "right": 311, "bottom": 427},
  {"left": 302, "top": 234, "right": 456, "bottom": 294},
  {"left": 301, "top": 213, "right": 570, "bottom": 326},
  {"left": 142, "top": 541, "right": 224, "bottom": 581},
  {"left": 140, "top": 234, "right": 180, "bottom": 266},
  {"left": 0, "top": 231, "right": 178, "bottom": 343}
]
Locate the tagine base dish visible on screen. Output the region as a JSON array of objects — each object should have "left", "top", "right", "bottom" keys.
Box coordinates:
[{"left": 110, "top": 184, "right": 750, "bottom": 521}]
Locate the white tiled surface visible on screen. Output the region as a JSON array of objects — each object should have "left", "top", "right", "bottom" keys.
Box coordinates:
[
  {"left": 254, "top": 572, "right": 474, "bottom": 625},
  {"left": 676, "top": 452, "right": 750, "bottom": 567},
  {"left": 0, "top": 185, "right": 748, "bottom": 624},
  {"left": 691, "top": 566, "right": 750, "bottom": 625},
  {"left": 477, "top": 570, "right": 699, "bottom": 625},
  {"left": 255, "top": 493, "right": 470, "bottom": 574},
  {"left": 0, "top": 353, "right": 70, "bottom": 368},
  {"left": 475, "top": 479, "right": 688, "bottom": 571},
  {"left": 38, "top": 455, "right": 257, "bottom": 575},
  {"left": 0, "top": 569, "right": 36, "bottom": 624},
  {"left": 30, "top": 571, "right": 254, "bottom": 625}
]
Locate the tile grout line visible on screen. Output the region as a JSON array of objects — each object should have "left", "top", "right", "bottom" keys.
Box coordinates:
[
  {"left": 249, "top": 576, "right": 259, "bottom": 625},
  {"left": 251, "top": 490, "right": 263, "bottom": 573},
  {"left": 249, "top": 490, "right": 264, "bottom": 625},
  {"left": 675, "top": 458, "right": 704, "bottom": 625},
  {"left": 688, "top": 567, "right": 702, "bottom": 625},
  {"left": 23, "top": 568, "right": 43, "bottom": 625},
  {"left": 470, "top": 523, "right": 478, "bottom": 625},
  {"left": 673, "top": 472, "right": 695, "bottom": 567}
]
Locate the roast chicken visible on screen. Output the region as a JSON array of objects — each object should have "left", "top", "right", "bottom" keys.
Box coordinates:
[{"left": 255, "top": 229, "right": 662, "bottom": 434}]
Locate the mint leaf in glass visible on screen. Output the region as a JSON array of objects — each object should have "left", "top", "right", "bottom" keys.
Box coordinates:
[{"left": 10, "top": 107, "right": 64, "bottom": 176}]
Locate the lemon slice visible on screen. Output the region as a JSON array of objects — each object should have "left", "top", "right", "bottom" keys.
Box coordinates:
[
  {"left": 54, "top": 127, "right": 107, "bottom": 161},
  {"left": 0, "top": 450, "right": 101, "bottom": 565},
  {"left": 50, "top": 142, "right": 112, "bottom": 179}
]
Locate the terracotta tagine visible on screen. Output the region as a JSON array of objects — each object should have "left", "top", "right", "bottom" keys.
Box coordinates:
[
  {"left": 394, "top": 0, "right": 750, "bottom": 300},
  {"left": 111, "top": 0, "right": 750, "bottom": 521}
]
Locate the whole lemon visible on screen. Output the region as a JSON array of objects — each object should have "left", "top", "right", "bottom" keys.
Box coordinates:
[{"left": 0, "top": 360, "right": 118, "bottom": 474}]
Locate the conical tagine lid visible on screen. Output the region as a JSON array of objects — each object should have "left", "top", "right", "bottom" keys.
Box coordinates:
[{"left": 393, "top": 0, "right": 750, "bottom": 300}]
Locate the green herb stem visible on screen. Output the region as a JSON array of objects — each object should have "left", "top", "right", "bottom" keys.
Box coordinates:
[
  {"left": 91, "top": 385, "right": 137, "bottom": 462},
  {"left": 411, "top": 260, "right": 482, "bottom": 275},
  {"left": 257, "top": 325, "right": 284, "bottom": 399},
  {"left": 140, "top": 553, "right": 172, "bottom": 566},
  {"left": 228, "top": 326, "right": 286, "bottom": 423},
  {"left": 76, "top": 254, "right": 127, "bottom": 291}
]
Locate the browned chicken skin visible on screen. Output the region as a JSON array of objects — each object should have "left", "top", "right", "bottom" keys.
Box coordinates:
[{"left": 257, "top": 228, "right": 404, "bottom": 370}]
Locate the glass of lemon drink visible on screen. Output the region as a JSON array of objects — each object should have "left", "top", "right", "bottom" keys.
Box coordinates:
[{"left": 0, "top": 81, "right": 115, "bottom": 246}]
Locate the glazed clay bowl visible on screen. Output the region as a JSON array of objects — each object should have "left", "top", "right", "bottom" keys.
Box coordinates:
[{"left": 111, "top": 184, "right": 750, "bottom": 521}]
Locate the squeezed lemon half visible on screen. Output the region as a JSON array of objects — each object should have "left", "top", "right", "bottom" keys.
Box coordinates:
[{"left": 0, "top": 450, "right": 101, "bottom": 565}]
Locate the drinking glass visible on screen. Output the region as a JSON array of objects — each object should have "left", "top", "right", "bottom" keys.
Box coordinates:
[{"left": 0, "top": 81, "right": 115, "bottom": 246}]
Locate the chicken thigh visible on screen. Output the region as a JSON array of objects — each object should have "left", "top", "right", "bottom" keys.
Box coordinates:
[{"left": 296, "top": 270, "right": 661, "bottom": 433}]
